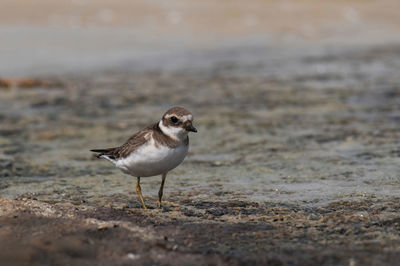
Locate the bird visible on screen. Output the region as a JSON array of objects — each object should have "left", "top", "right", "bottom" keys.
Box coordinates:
[{"left": 90, "top": 107, "right": 197, "bottom": 209}]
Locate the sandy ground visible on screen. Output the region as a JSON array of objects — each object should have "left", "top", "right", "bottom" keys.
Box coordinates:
[
  {"left": 1, "top": 44, "right": 400, "bottom": 264},
  {"left": 1, "top": 0, "right": 400, "bottom": 265}
]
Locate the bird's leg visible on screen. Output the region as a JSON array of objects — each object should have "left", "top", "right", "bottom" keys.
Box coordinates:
[
  {"left": 158, "top": 173, "right": 167, "bottom": 208},
  {"left": 136, "top": 177, "right": 147, "bottom": 209}
]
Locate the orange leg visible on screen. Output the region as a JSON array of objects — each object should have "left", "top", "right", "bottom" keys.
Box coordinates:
[
  {"left": 158, "top": 173, "right": 167, "bottom": 208},
  {"left": 136, "top": 177, "right": 147, "bottom": 209}
]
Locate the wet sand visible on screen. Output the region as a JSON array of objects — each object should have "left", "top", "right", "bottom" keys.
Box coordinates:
[
  {"left": 2, "top": 197, "right": 400, "bottom": 265},
  {"left": 1, "top": 43, "right": 400, "bottom": 265},
  {"left": 1, "top": 0, "right": 400, "bottom": 265}
]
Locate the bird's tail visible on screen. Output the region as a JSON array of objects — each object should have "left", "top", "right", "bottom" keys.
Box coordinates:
[
  {"left": 90, "top": 148, "right": 115, "bottom": 158},
  {"left": 90, "top": 148, "right": 118, "bottom": 164}
]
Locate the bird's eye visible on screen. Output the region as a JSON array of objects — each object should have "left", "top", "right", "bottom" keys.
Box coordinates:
[{"left": 170, "top": 116, "right": 178, "bottom": 123}]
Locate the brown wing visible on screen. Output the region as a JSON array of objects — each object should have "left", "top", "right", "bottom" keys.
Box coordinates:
[{"left": 91, "top": 127, "right": 152, "bottom": 160}]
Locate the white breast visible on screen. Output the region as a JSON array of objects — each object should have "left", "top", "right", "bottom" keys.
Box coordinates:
[{"left": 115, "top": 138, "right": 188, "bottom": 177}]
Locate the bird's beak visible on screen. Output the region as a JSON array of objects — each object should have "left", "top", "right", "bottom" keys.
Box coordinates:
[{"left": 185, "top": 122, "right": 198, "bottom": 133}]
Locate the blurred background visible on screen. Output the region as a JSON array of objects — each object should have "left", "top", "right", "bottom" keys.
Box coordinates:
[
  {"left": 1, "top": 0, "right": 400, "bottom": 75},
  {"left": 1, "top": 1, "right": 400, "bottom": 265}
]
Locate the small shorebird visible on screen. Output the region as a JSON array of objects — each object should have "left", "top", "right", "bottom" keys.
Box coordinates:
[{"left": 90, "top": 107, "right": 197, "bottom": 209}]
